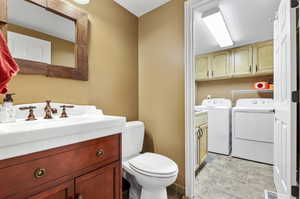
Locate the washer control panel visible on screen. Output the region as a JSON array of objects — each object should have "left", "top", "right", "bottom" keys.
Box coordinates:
[{"left": 202, "top": 98, "right": 232, "bottom": 107}]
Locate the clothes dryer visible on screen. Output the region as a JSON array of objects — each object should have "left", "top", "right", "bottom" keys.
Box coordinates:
[{"left": 232, "top": 98, "right": 274, "bottom": 164}]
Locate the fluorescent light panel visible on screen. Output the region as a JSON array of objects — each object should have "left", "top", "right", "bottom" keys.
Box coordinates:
[
  {"left": 74, "top": 0, "right": 90, "bottom": 4},
  {"left": 203, "top": 11, "right": 233, "bottom": 48}
]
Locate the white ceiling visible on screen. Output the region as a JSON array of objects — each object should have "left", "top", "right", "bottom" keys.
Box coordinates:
[
  {"left": 195, "top": 0, "right": 281, "bottom": 55},
  {"left": 114, "top": 0, "right": 171, "bottom": 17},
  {"left": 7, "top": 0, "right": 75, "bottom": 42}
]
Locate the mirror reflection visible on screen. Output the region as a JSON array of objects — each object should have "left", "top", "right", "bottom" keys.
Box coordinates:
[{"left": 7, "top": 0, "right": 76, "bottom": 68}]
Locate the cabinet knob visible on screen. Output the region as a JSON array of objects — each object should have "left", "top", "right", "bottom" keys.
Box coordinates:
[
  {"left": 34, "top": 168, "right": 46, "bottom": 179},
  {"left": 96, "top": 149, "right": 104, "bottom": 157}
]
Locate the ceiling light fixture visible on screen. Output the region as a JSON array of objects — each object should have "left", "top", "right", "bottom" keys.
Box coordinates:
[
  {"left": 74, "top": 0, "right": 90, "bottom": 5},
  {"left": 202, "top": 9, "right": 233, "bottom": 48}
]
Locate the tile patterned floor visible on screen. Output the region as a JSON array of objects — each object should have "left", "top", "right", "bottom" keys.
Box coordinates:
[{"left": 194, "top": 153, "right": 276, "bottom": 199}]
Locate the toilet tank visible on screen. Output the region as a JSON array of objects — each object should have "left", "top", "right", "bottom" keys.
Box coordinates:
[{"left": 122, "top": 121, "right": 145, "bottom": 160}]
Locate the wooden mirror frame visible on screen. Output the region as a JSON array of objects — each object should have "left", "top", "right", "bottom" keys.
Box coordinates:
[{"left": 0, "top": 0, "right": 89, "bottom": 81}]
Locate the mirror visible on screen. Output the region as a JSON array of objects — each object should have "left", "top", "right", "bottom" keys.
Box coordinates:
[
  {"left": 1, "top": 0, "right": 88, "bottom": 80},
  {"left": 7, "top": 0, "right": 76, "bottom": 68}
]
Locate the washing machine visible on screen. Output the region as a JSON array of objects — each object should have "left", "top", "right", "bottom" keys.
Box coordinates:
[
  {"left": 232, "top": 98, "right": 274, "bottom": 164},
  {"left": 195, "top": 98, "right": 232, "bottom": 155}
]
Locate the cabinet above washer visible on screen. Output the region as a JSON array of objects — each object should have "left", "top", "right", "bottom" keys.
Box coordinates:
[{"left": 195, "top": 40, "right": 273, "bottom": 81}]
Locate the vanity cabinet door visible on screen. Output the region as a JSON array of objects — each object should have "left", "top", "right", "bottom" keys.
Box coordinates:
[
  {"left": 199, "top": 125, "right": 208, "bottom": 165},
  {"left": 210, "top": 51, "right": 230, "bottom": 79},
  {"left": 75, "top": 162, "right": 121, "bottom": 199},
  {"left": 195, "top": 55, "right": 210, "bottom": 81},
  {"left": 253, "top": 40, "right": 274, "bottom": 75},
  {"left": 231, "top": 45, "right": 253, "bottom": 77},
  {"left": 26, "top": 181, "right": 74, "bottom": 199}
]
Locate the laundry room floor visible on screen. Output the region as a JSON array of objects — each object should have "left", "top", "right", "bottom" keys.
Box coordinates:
[{"left": 195, "top": 153, "right": 276, "bottom": 199}]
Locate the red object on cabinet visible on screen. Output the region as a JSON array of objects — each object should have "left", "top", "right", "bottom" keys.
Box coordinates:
[{"left": 254, "top": 82, "right": 270, "bottom": 90}]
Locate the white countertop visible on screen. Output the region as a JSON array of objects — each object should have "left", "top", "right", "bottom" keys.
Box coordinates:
[
  {"left": 195, "top": 110, "right": 208, "bottom": 116},
  {"left": 0, "top": 104, "right": 126, "bottom": 160}
]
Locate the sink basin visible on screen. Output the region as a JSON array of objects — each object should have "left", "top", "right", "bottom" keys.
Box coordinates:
[{"left": 0, "top": 103, "right": 126, "bottom": 160}]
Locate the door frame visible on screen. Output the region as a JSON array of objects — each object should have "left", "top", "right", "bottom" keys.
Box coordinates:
[
  {"left": 184, "top": 0, "right": 300, "bottom": 198},
  {"left": 184, "top": 0, "right": 212, "bottom": 198},
  {"left": 295, "top": 2, "right": 299, "bottom": 198}
]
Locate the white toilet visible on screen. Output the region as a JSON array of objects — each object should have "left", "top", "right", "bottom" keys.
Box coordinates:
[{"left": 122, "top": 121, "right": 179, "bottom": 199}]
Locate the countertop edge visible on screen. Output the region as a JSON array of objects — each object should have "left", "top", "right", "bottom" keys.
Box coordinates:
[{"left": 0, "top": 125, "right": 124, "bottom": 161}]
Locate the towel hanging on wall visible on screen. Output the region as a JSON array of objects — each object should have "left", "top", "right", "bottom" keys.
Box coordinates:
[{"left": 0, "top": 32, "right": 19, "bottom": 94}]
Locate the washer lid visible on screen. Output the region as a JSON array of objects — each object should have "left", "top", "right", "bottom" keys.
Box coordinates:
[{"left": 128, "top": 153, "right": 178, "bottom": 176}]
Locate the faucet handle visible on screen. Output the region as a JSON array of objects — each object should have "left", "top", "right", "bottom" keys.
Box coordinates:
[
  {"left": 19, "top": 106, "right": 37, "bottom": 121},
  {"left": 60, "top": 105, "right": 74, "bottom": 118}
]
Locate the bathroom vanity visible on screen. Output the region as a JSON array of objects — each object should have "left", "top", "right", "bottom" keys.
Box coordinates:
[
  {"left": 194, "top": 110, "right": 208, "bottom": 174},
  {"left": 0, "top": 103, "right": 126, "bottom": 199}
]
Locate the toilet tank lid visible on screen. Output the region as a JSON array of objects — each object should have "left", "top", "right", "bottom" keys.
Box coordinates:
[{"left": 126, "top": 121, "right": 144, "bottom": 128}]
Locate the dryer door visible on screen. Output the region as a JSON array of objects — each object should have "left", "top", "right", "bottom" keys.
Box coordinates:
[{"left": 233, "top": 110, "right": 274, "bottom": 143}]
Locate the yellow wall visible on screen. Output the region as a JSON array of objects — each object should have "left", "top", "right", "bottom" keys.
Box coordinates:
[
  {"left": 196, "top": 76, "right": 273, "bottom": 105},
  {"left": 138, "top": 0, "right": 186, "bottom": 187},
  {"left": 8, "top": 24, "right": 75, "bottom": 68},
  {"left": 5, "top": 0, "right": 186, "bottom": 188},
  {"left": 4, "top": 0, "right": 139, "bottom": 121}
]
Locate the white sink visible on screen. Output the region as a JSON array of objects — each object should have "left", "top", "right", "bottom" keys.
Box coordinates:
[{"left": 0, "top": 103, "right": 126, "bottom": 160}]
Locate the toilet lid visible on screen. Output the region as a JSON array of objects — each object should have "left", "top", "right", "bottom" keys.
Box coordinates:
[{"left": 128, "top": 153, "right": 178, "bottom": 177}]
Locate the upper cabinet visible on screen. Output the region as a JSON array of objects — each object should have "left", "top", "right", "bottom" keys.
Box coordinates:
[
  {"left": 195, "top": 55, "right": 210, "bottom": 81},
  {"left": 195, "top": 40, "right": 273, "bottom": 81},
  {"left": 253, "top": 41, "right": 274, "bottom": 75},
  {"left": 231, "top": 45, "right": 253, "bottom": 77},
  {"left": 210, "top": 51, "right": 231, "bottom": 79}
]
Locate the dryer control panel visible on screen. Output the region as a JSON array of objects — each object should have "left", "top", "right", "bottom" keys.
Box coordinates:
[{"left": 235, "top": 98, "right": 274, "bottom": 108}]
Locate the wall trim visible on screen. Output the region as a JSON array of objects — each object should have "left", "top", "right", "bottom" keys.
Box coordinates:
[
  {"left": 184, "top": 0, "right": 213, "bottom": 198},
  {"left": 184, "top": 1, "right": 194, "bottom": 198}
]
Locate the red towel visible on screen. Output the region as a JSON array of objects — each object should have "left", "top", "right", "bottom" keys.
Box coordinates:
[{"left": 0, "top": 31, "right": 19, "bottom": 94}]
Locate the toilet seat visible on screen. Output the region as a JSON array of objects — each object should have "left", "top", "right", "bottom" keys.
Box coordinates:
[{"left": 128, "top": 153, "right": 178, "bottom": 178}]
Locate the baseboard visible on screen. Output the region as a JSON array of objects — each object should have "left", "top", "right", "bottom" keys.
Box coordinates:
[{"left": 168, "top": 183, "right": 186, "bottom": 196}]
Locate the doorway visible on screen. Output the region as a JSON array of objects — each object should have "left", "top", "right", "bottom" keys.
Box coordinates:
[{"left": 184, "top": 0, "right": 299, "bottom": 198}]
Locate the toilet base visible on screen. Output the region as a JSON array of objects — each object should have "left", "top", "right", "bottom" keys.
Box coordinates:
[{"left": 141, "top": 187, "right": 167, "bottom": 199}]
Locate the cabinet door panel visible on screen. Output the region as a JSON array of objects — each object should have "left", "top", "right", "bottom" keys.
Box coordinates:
[
  {"left": 195, "top": 56, "right": 209, "bottom": 80},
  {"left": 211, "top": 51, "right": 230, "bottom": 79},
  {"left": 253, "top": 41, "right": 273, "bottom": 75},
  {"left": 199, "top": 125, "right": 208, "bottom": 165},
  {"left": 75, "top": 162, "right": 121, "bottom": 199},
  {"left": 27, "top": 181, "right": 74, "bottom": 199},
  {"left": 232, "top": 46, "right": 253, "bottom": 77}
]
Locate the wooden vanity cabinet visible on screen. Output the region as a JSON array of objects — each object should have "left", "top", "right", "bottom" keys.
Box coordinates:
[
  {"left": 0, "top": 134, "right": 122, "bottom": 199},
  {"left": 75, "top": 162, "right": 121, "bottom": 199},
  {"left": 26, "top": 181, "right": 74, "bottom": 199}
]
